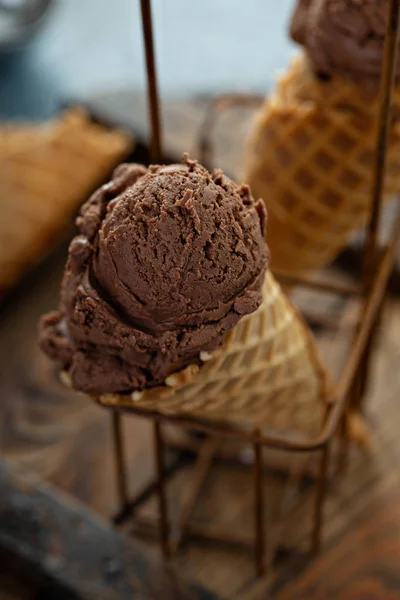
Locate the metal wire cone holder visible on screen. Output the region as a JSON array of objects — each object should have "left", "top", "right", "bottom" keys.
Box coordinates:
[{"left": 97, "top": 0, "right": 400, "bottom": 577}]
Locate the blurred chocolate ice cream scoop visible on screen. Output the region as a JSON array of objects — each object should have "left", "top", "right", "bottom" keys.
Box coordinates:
[
  {"left": 291, "top": 0, "right": 393, "bottom": 87},
  {"left": 242, "top": 0, "right": 400, "bottom": 280},
  {"left": 40, "top": 155, "right": 268, "bottom": 394}
]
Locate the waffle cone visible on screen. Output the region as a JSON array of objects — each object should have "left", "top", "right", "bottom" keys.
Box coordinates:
[
  {"left": 0, "top": 108, "right": 133, "bottom": 289},
  {"left": 243, "top": 53, "right": 400, "bottom": 275},
  {"left": 92, "top": 272, "right": 329, "bottom": 439}
]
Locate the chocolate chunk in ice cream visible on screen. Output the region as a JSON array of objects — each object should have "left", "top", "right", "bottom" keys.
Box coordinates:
[
  {"left": 39, "top": 155, "right": 268, "bottom": 394},
  {"left": 291, "top": 0, "right": 393, "bottom": 87}
]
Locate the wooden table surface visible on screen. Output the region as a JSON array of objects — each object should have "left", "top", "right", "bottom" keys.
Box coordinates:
[
  {"left": 1, "top": 96, "right": 400, "bottom": 599},
  {"left": 0, "top": 461, "right": 218, "bottom": 600},
  {"left": 274, "top": 496, "right": 400, "bottom": 600}
]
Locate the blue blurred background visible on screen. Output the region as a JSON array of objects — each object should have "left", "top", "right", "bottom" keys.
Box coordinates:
[{"left": 0, "top": 0, "right": 296, "bottom": 119}]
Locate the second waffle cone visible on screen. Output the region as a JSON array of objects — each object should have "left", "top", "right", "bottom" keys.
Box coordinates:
[
  {"left": 0, "top": 109, "right": 133, "bottom": 290},
  {"left": 243, "top": 53, "right": 400, "bottom": 276}
]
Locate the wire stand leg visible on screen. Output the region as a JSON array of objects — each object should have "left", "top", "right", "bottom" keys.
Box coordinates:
[
  {"left": 359, "top": 296, "right": 385, "bottom": 403},
  {"left": 171, "top": 437, "right": 217, "bottom": 553},
  {"left": 111, "top": 411, "right": 130, "bottom": 520},
  {"left": 312, "top": 442, "right": 330, "bottom": 553},
  {"left": 349, "top": 300, "right": 383, "bottom": 417},
  {"left": 254, "top": 436, "right": 266, "bottom": 576},
  {"left": 153, "top": 421, "right": 171, "bottom": 559},
  {"left": 140, "top": 0, "right": 162, "bottom": 161}
]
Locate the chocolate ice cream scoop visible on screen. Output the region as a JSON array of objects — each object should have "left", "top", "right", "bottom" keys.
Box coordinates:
[
  {"left": 291, "top": 0, "right": 392, "bottom": 87},
  {"left": 40, "top": 155, "right": 268, "bottom": 395}
]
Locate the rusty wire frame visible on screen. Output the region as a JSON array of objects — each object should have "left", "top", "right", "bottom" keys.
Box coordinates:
[{"left": 106, "top": 0, "right": 400, "bottom": 577}]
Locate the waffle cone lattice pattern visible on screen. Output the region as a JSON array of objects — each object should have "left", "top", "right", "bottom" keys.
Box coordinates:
[
  {"left": 95, "top": 272, "right": 328, "bottom": 439},
  {"left": 243, "top": 53, "right": 400, "bottom": 275}
]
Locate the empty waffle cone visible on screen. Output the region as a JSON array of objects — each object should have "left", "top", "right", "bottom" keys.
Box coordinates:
[
  {"left": 243, "top": 53, "right": 400, "bottom": 276},
  {"left": 91, "top": 272, "right": 330, "bottom": 440},
  {"left": 0, "top": 108, "right": 133, "bottom": 290}
]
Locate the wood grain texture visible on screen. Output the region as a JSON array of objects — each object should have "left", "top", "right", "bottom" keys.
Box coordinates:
[
  {"left": 0, "top": 462, "right": 218, "bottom": 600},
  {"left": 274, "top": 499, "right": 400, "bottom": 600},
  {"left": 1, "top": 98, "right": 400, "bottom": 598},
  {"left": 2, "top": 229, "right": 400, "bottom": 599}
]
